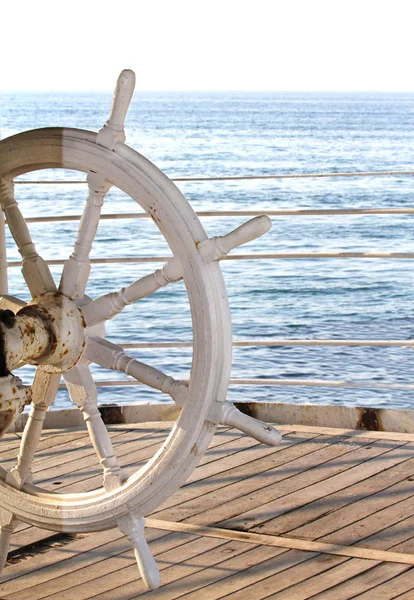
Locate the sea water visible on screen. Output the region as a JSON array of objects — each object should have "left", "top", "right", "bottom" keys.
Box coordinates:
[{"left": 1, "top": 91, "right": 414, "bottom": 409}]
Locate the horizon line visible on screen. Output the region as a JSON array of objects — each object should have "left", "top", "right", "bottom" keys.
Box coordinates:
[{"left": 4, "top": 88, "right": 414, "bottom": 94}]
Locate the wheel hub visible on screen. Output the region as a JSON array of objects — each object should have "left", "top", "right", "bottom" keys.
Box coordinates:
[
  {"left": 1, "top": 291, "right": 85, "bottom": 373},
  {"left": 0, "top": 292, "right": 85, "bottom": 436}
]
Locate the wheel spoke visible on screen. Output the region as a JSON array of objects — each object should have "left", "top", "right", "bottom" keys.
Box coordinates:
[
  {"left": 82, "top": 256, "right": 182, "bottom": 327},
  {"left": 0, "top": 179, "right": 56, "bottom": 297},
  {"left": 82, "top": 217, "right": 270, "bottom": 326},
  {"left": 85, "top": 337, "right": 280, "bottom": 444},
  {"left": 208, "top": 400, "right": 282, "bottom": 446},
  {"left": 84, "top": 336, "right": 188, "bottom": 404},
  {"left": 59, "top": 69, "right": 136, "bottom": 302},
  {"left": 82, "top": 217, "right": 270, "bottom": 327},
  {"left": 6, "top": 368, "right": 60, "bottom": 488},
  {"left": 198, "top": 215, "right": 271, "bottom": 263},
  {"left": 59, "top": 172, "right": 111, "bottom": 300},
  {"left": 64, "top": 363, "right": 127, "bottom": 491}
]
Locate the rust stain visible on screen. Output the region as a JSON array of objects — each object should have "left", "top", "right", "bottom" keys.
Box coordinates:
[
  {"left": 356, "top": 408, "right": 383, "bottom": 431},
  {"left": 234, "top": 402, "right": 253, "bottom": 417},
  {"left": 149, "top": 209, "right": 161, "bottom": 225},
  {"left": 98, "top": 405, "right": 125, "bottom": 425}
]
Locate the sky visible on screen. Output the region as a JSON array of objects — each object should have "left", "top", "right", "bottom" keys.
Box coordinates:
[{"left": 1, "top": 0, "right": 413, "bottom": 92}]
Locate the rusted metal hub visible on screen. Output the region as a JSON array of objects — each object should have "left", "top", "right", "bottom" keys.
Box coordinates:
[
  {"left": 0, "top": 292, "right": 85, "bottom": 373},
  {"left": 0, "top": 291, "right": 86, "bottom": 436}
]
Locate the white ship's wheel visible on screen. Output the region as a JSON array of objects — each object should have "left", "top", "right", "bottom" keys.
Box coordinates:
[{"left": 0, "top": 71, "right": 281, "bottom": 589}]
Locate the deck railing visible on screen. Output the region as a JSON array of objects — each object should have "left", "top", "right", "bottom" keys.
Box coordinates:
[{"left": 6, "top": 170, "right": 414, "bottom": 399}]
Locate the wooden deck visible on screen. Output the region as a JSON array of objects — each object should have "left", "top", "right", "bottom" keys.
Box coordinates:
[{"left": 0, "top": 422, "right": 413, "bottom": 599}]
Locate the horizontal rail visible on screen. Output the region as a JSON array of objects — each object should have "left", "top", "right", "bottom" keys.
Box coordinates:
[
  {"left": 222, "top": 252, "right": 414, "bottom": 259},
  {"left": 13, "top": 170, "right": 414, "bottom": 184},
  {"left": 118, "top": 339, "right": 414, "bottom": 349},
  {"left": 228, "top": 379, "right": 414, "bottom": 390},
  {"left": 7, "top": 252, "right": 414, "bottom": 267},
  {"left": 21, "top": 207, "right": 414, "bottom": 223},
  {"left": 66, "top": 378, "right": 414, "bottom": 391}
]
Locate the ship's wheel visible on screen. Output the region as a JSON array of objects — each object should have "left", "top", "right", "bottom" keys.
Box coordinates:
[{"left": 0, "top": 70, "right": 281, "bottom": 589}]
